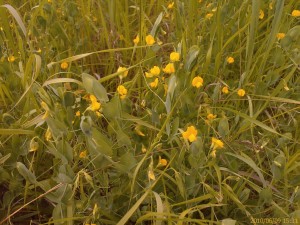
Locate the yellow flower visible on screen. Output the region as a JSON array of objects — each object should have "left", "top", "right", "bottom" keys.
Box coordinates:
[
  {"left": 211, "top": 149, "right": 216, "bottom": 158},
  {"left": 211, "top": 137, "right": 224, "bottom": 150},
  {"left": 292, "top": 10, "right": 300, "bottom": 17},
  {"left": 48, "top": 0, "right": 52, "bottom": 3},
  {"left": 89, "top": 95, "right": 101, "bottom": 111},
  {"left": 227, "top": 56, "right": 234, "bottom": 64},
  {"left": 79, "top": 150, "right": 87, "bottom": 158},
  {"left": 182, "top": 125, "right": 198, "bottom": 142},
  {"left": 163, "top": 63, "right": 175, "bottom": 74},
  {"left": 142, "top": 145, "right": 147, "bottom": 153},
  {"left": 170, "top": 52, "right": 180, "bottom": 62},
  {"left": 207, "top": 113, "right": 217, "bottom": 120},
  {"left": 61, "top": 62, "right": 68, "bottom": 70},
  {"left": 158, "top": 156, "right": 168, "bottom": 166},
  {"left": 269, "top": 2, "right": 273, "bottom": 10},
  {"left": 148, "top": 169, "right": 156, "bottom": 180},
  {"left": 222, "top": 86, "right": 229, "bottom": 94},
  {"left": 205, "top": 13, "right": 214, "bottom": 19},
  {"left": 237, "top": 88, "right": 246, "bottom": 97},
  {"left": 29, "top": 138, "right": 39, "bottom": 152},
  {"left": 276, "top": 33, "right": 285, "bottom": 40},
  {"left": 117, "top": 66, "right": 128, "bottom": 79},
  {"left": 42, "top": 110, "right": 49, "bottom": 120},
  {"left": 135, "top": 125, "right": 145, "bottom": 136},
  {"left": 150, "top": 78, "right": 159, "bottom": 88},
  {"left": 192, "top": 76, "right": 204, "bottom": 88},
  {"left": 133, "top": 35, "right": 140, "bottom": 44},
  {"left": 167, "top": 2, "right": 174, "bottom": 9},
  {"left": 259, "top": 10, "right": 264, "bottom": 19},
  {"left": 150, "top": 66, "right": 160, "bottom": 76},
  {"left": 7, "top": 56, "right": 15, "bottom": 62},
  {"left": 146, "top": 34, "right": 155, "bottom": 45},
  {"left": 45, "top": 128, "right": 52, "bottom": 141},
  {"left": 145, "top": 72, "right": 153, "bottom": 78},
  {"left": 117, "top": 85, "right": 128, "bottom": 99},
  {"left": 75, "top": 111, "right": 81, "bottom": 117}
]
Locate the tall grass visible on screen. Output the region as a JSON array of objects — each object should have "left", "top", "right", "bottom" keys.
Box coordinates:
[{"left": 0, "top": 0, "right": 300, "bottom": 224}]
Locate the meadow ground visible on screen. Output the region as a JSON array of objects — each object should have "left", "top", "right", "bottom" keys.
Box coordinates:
[{"left": 0, "top": 0, "right": 300, "bottom": 224}]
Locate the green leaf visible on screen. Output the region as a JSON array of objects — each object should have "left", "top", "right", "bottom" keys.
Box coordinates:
[
  {"left": 82, "top": 73, "right": 109, "bottom": 102},
  {"left": 0, "top": 129, "right": 34, "bottom": 135},
  {"left": 0, "top": 153, "right": 11, "bottom": 165},
  {"left": 225, "top": 152, "right": 266, "bottom": 187},
  {"left": 184, "top": 45, "right": 200, "bottom": 71},
  {"left": 1, "top": 4, "right": 27, "bottom": 37},
  {"left": 16, "top": 162, "right": 37, "bottom": 184},
  {"left": 150, "top": 12, "right": 163, "bottom": 37},
  {"left": 90, "top": 127, "right": 113, "bottom": 157},
  {"left": 259, "top": 188, "right": 273, "bottom": 205},
  {"left": 218, "top": 117, "right": 229, "bottom": 137},
  {"left": 174, "top": 171, "right": 186, "bottom": 199}
]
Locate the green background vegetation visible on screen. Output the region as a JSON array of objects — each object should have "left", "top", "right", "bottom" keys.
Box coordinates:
[{"left": 0, "top": 0, "right": 300, "bottom": 224}]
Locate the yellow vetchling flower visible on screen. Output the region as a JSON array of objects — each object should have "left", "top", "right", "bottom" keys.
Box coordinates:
[
  {"left": 96, "top": 111, "right": 102, "bottom": 117},
  {"left": 237, "top": 88, "right": 246, "bottom": 97},
  {"left": 227, "top": 56, "right": 234, "bottom": 64},
  {"left": 45, "top": 128, "right": 52, "bottom": 141},
  {"left": 222, "top": 86, "right": 229, "bottom": 94},
  {"left": 207, "top": 113, "right": 217, "bottom": 120},
  {"left": 292, "top": 10, "right": 300, "bottom": 17},
  {"left": 117, "top": 85, "right": 128, "bottom": 99},
  {"left": 42, "top": 110, "right": 49, "bottom": 119},
  {"left": 146, "top": 34, "right": 155, "bottom": 45},
  {"left": 269, "top": 2, "right": 273, "bottom": 10},
  {"left": 133, "top": 35, "right": 140, "bottom": 44},
  {"left": 61, "top": 62, "right": 68, "bottom": 70},
  {"left": 29, "top": 138, "right": 39, "bottom": 152},
  {"left": 259, "top": 10, "right": 264, "bottom": 19},
  {"left": 163, "top": 63, "right": 175, "bottom": 74},
  {"left": 135, "top": 125, "right": 145, "bottom": 136},
  {"left": 276, "top": 33, "right": 285, "bottom": 40},
  {"left": 170, "top": 52, "right": 180, "bottom": 62},
  {"left": 117, "top": 66, "right": 128, "bottom": 79},
  {"left": 8, "top": 56, "right": 15, "bottom": 62},
  {"left": 167, "top": 2, "right": 174, "bottom": 9},
  {"left": 88, "top": 94, "right": 101, "bottom": 111},
  {"left": 192, "top": 76, "right": 204, "bottom": 88},
  {"left": 150, "top": 66, "right": 160, "bottom": 76},
  {"left": 158, "top": 156, "right": 168, "bottom": 166},
  {"left": 41, "top": 101, "right": 50, "bottom": 119},
  {"left": 150, "top": 78, "right": 159, "bottom": 88},
  {"left": 145, "top": 72, "right": 153, "bottom": 78},
  {"left": 142, "top": 144, "right": 147, "bottom": 153},
  {"left": 75, "top": 111, "right": 81, "bottom": 117},
  {"left": 182, "top": 125, "right": 198, "bottom": 142},
  {"left": 205, "top": 13, "right": 213, "bottom": 19},
  {"left": 148, "top": 169, "right": 156, "bottom": 180},
  {"left": 211, "top": 137, "right": 224, "bottom": 150},
  {"left": 79, "top": 150, "right": 87, "bottom": 158}
]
